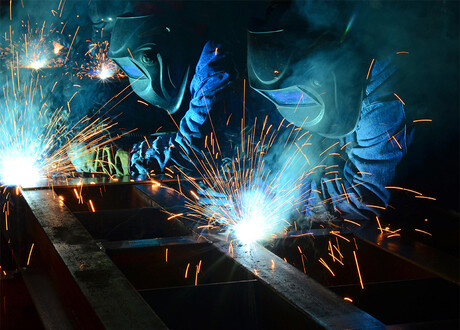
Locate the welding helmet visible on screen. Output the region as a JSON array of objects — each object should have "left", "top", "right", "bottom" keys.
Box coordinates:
[
  {"left": 108, "top": 15, "right": 192, "bottom": 114},
  {"left": 248, "top": 28, "right": 367, "bottom": 138}
]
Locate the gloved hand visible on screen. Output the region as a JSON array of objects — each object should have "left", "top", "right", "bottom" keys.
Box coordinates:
[
  {"left": 130, "top": 133, "right": 175, "bottom": 176},
  {"left": 68, "top": 143, "right": 129, "bottom": 176}
]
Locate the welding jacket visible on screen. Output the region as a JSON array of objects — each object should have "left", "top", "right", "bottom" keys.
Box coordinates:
[
  {"left": 130, "top": 40, "right": 243, "bottom": 176},
  {"left": 303, "top": 55, "right": 409, "bottom": 223}
]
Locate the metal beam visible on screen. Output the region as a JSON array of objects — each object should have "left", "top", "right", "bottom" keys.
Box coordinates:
[{"left": 20, "top": 189, "right": 168, "bottom": 329}]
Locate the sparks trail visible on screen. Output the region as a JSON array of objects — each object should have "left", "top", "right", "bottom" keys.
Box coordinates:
[
  {"left": 165, "top": 113, "right": 354, "bottom": 245},
  {"left": 77, "top": 41, "right": 123, "bottom": 81},
  {"left": 0, "top": 65, "right": 123, "bottom": 187},
  {"left": 2, "top": 18, "right": 69, "bottom": 71}
]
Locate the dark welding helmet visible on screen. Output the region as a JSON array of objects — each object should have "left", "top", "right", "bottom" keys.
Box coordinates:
[
  {"left": 108, "top": 15, "right": 191, "bottom": 114},
  {"left": 248, "top": 29, "right": 367, "bottom": 138}
]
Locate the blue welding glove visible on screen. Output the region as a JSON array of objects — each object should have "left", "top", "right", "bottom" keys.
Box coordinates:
[{"left": 130, "top": 133, "right": 175, "bottom": 176}]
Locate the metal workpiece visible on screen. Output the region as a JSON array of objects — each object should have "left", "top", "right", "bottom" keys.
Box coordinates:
[
  {"left": 2, "top": 181, "right": 458, "bottom": 329},
  {"left": 355, "top": 226, "right": 459, "bottom": 285},
  {"left": 213, "top": 238, "right": 385, "bottom": 329},
  {"left": 20, "top": 188, "right": 168, "bottom": 329}
]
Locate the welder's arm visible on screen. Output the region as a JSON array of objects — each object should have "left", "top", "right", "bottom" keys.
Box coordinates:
[
  {"left": 319, "top": 99, "right": 407, "bottom": 221},
  {"left": 306, "top": 58, "right": 408, "bottom": 221},
  {"left": 130, "top": 41, "right": 237, "bottom": 175}
]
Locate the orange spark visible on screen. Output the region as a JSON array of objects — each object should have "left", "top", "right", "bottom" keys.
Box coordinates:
[
  {"left": 320, "top": 141, "right": 339, "bottom": 156},
  {"left": 330, "top": 231, "right": 350, "bottom": 242},
  {"left": 376, "top": 216, "right": 383, "bottom": 234},
  {"left": 412, "top": 119, "right": 432, "bottom": 123},
  {"left": 341, "top": 183, "right": 350, "bottom": 204},
  {"left": 340, "top": 141, "right": 351, "bottom": 150},
  {"left": 27, "top": 243, "right": 35, "bottom": 266},
  {"left": 271, "top": 259, "right": 275, "bottom": 271},
  {"left": 165, "top": 248, "right": 168, "bottom": 262},
  {"left": 391, "top": 135, "right": 402, "bottom": 150},
  {"left": 415, "top": 195, "right": 436, "bottom": 201},
  {"left": 319, "top": 258, "right": 335, "bottom": 276},
  {"left": 393, "top": 93, "right": 405, "bottom": 105},
  {"left": 89, "top": 200, "right": 95, "bottom": 212},
  {"left": 167, "top": 213, "right": 183, "bottom": 220},
  {"left": 185, "top": 263, "right": 190, "bottom": 278},
  {"left": 301, "top": 254, "right": 306, "bottom": 273},
  {"left": 344, "top": 297, "right": 353, "bottom": 302},
  {"left": 415, "top": 229, "right": 432, "bottom": 236},
  {"left": 343, "top": 219, "right": 361, "bottom": 227},
  {"left": 353, "top": 250, "right": 364, "bottom": 289},
  {"left": 190, "top": 190, "right": 200, "bottom": 200},
  {"left": 137, "top": 100, "right": 149, "bottom": 106},
  {"left": 366, "top": 58, "right": 375, "bottom": 80},
  {"left": 366, "top": 204, "right": 386, "bottom": 210},
  {"left": 65, "top": 26, "right": 79, "bottom": 63},
  {"left": 385, "top": 186, "right": 422, "bottom": 195}
]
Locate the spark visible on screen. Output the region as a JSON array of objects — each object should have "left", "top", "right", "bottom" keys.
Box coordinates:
[
  {"left": 415, "top": 195, "right": 436, "bottom": 201},
  {"left": 385, "top": 186, "right": 423, "bottom": 195},
  {"left": 79, "top": 41, "right": 121, "bottom": 81},
  {"left": 27, "top": 243, "right": 35, "bottom": 266},
  {"left": 190, "top": 190, "right": 200, "bottom": 200},
  {"left": 413, "top": 119, "right": 432, "bottom": 123},
  {"left": 343, "top": 219, "right": 361, "bottom": 227},
  {"left": 344, "top": 297, "right": 353, "bottom": 302},
  {"left": 137, "top": 100, "right": 149, "bottom": 106},
  {"left": 366, "top": 59, "right": 375, "bottom": 80},
  {"left": 167, "top": 213, "right": 183, "bottom": 220},
  {"left": 151, "top": 180, "right": 161, "bottom": 187},
  {"left": 195, "top": 260, "right": 202, "bottom": 286},
  {"left": 330, "top": 231, "right": 350, "bottom": 242},
  {"left": 185, "top": 263, "right": 190, "bottom": 278},
  {"left": 89, "top": 200, "right": 95, "bottom": 212},
  {"left": 393, "top": 93, "right": 405, "bottom": 105},
  {"left": 0, "top": 69, "right": 120, "bottom": 187},
  {"left": 353, "top": 250, "right": 364, "bottom": 289},
  {"left": 415, "top": 228, "right": 432, "bottom": 236},
  {"left": 319, "top": 258, "right": 335, "bottom": 276},
  {"left": 376, "top": 216, "right": 383, "bottom": 234}
]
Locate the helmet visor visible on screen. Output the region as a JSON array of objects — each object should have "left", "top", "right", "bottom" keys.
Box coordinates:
[
  {"left": 262, "top": 87, "right": 320, "bottom": 107},
  {"left": 112, "top": 57, "right": 146, "bottom": 79}
]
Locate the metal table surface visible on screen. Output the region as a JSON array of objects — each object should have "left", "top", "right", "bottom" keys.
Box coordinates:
[{"left": 1, "top": 179, "right": 458, "bottom": 329}]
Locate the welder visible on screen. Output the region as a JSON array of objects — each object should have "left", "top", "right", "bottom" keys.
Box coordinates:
[
  {"left": 107, "top": 2, "right": 249, "bottom": 177},
  {"left": 247, "top": 3, "right": 410, "bottom": 223}
]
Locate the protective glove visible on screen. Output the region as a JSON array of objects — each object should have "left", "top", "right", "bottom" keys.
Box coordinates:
[
  {"left": 69, "top": 143, "right": 129, "bottom": 176},
  {"left": 130, "top": 133, "right": 175, "bottom": 176}
]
